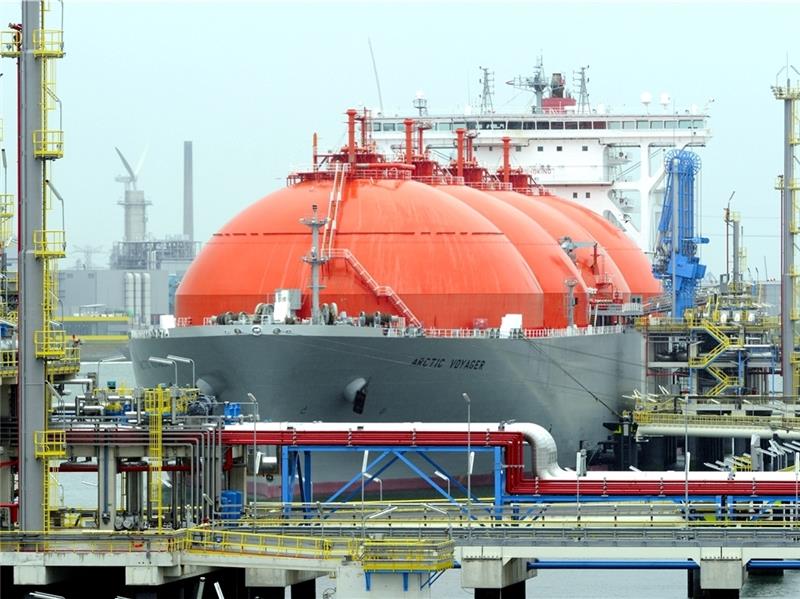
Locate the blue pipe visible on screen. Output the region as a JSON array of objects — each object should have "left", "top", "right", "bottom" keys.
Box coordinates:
[
  {"left": 748, "top": 561, "right": 800, "bottom": 570},
  {"left": 527, "top": 560, "right": 699, "bottom": 570}
]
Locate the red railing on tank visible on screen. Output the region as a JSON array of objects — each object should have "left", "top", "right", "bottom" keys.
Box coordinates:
[{"left": 326, "top": 248, "right": 422, "bottom": 328}]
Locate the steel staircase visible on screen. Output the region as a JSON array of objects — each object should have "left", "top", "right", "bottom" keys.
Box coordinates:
[{"left": 327, "top": 248, "right": 421, "bottom": 328}]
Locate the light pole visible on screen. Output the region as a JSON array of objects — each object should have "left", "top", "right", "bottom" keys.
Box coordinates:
[
  {"left": 246, "top": 392, "right": 260, "bottom": 527},
  {"left": 462, "top": 392, "right": 472, "bottom": 531},
  {"left": 433, "top": 470, "right": 451, "bottom": 499},
  {"left": 794, "top": 452, "right": 799, "bottom": 524},
  {"left": 360, "top": 450, "right": 369, "bottom": 513},
  {"left": 148, "top": 356, "right": 178, "bottom": 386},
  {"left": 681, "top": 393, "right": 690, "bottom": 526},
  {"left": 363, "top": 473, "right": 383, "bottom": 502},
  {"left": 167, "top": 354, "right": 196, "bottom": 387},
  {"left": 576, "top": 449, "right": 586, "bottom": 525},
  {"left": 96, "top": 354, "right": 126, "bottom": 391}
]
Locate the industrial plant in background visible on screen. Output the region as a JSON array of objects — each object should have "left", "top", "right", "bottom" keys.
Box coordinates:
[{"left": 57, "top": 142, "right": 199, "bottom": 358}]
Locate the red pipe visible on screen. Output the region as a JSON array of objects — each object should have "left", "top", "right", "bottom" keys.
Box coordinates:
[
  {"left": 360, "top": 108, "right": 368, "bottom": 149},
  {"left": 403, "top": 118, "right": 414, "bottom": 165},
  {"left": 502, "top": 136, "right": 511, "bottom": 184},
  {"left": 466, "top": 134, "right": 474, "bottom": 164},
  {"left": 0, "top": 459, "right": 17, "bottom": 469},
  {"left": 455, "top": 128, "right": 465, "bottom": 179},
  {"left": 417, "top": 125, "right": 425, "bottom": 159},
  {"left": 346, "top": 108, "right": 357, "bottom": 166}
]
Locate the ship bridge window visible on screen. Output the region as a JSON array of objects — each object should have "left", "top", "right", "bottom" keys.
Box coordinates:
[
  {"left": 536, "top": 121, "right": 550, "bottom": 130},
  {"left": 693, "top": 119, "right": 704, "bottom": 128},
  {"left": 551, "top": 121, "right": 564, "bottom": 130},
  {"left": 537, "top": 145, "right": 544, "bottom": 152},
  {"left": 453, "top": 122, "right": 466, "bottom": 130},
  {"left": 492, "top": 121, "right": 506, "bottom": 130},
  {"left": 480, "top": 121, "right": 492, "bottom": 130},
  {"left": 636, "top": 120, "right": 649, "bottom": 129},
  {"left": 579, "top": 121, "right": 592, "bottom": 130},
  {"left": 436, "top": 122, "right": 452, "bottom": 131},
  {"left": 649, "top": 120, "right": 664, "bottom": 129},
  {"left": 372, "top": 123, "right": 382, "bottom": 131},
  {"left": 565, "top": 121, "right": 578, "bottom": 130},
  {"left": 608, "top": 121, "right": 621, "bottom": 129},
  {"left": 663, "top": 120, "right": 676, "bottom": 129},
  {"left": 593, "top": 121, "right": 607, "bottom": 129},
  {"left": 622, "top": 121, "right": 635, "bottom": 130},
  {"left": 524, "top": 121, "right": 536, "bottom": 130},
  {"left": 382, "top": 122, "right": 396, "bottom": 132},
  {"left": 466, "top": 121, "right": 477, "bottom": 130},
  {"left": 678, "top": 120, "right": 692, "bottom": 129},
  {"left": 507, "top": 121, "right": 522, "bottom": 130}
]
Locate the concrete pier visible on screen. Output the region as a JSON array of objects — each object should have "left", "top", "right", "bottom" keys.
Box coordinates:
[{"left": 460, "top": 553, "right": 533, "bottom": 599}]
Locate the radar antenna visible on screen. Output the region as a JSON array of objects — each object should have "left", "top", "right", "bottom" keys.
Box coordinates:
[
  {"left": 506, "top": 55, "right": 548, "bottom": 113},
  {"left": 478, "top": 66, "right": 495, "bottom": 114}
]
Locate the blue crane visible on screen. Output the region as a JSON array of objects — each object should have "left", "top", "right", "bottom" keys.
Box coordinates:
[{"left": 652, "top": 149, "right": 708, "bottom": 319}]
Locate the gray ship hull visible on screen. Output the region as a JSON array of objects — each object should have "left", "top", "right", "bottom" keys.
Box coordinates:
[{"left": 130, "top": 325, "right": 644, "bottom": 476}]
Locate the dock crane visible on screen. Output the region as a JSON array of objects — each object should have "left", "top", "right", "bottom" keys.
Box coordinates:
[{"left": 652, "top": 149, "right": 708, "bottom": 319}]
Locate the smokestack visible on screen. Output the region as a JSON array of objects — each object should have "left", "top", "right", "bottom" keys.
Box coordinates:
[
  {"left": 455, "top": 128, "right": 465, "bottom": 179},
  {"left": 183, "top": 141, "right": 193, "bottom": 241}
]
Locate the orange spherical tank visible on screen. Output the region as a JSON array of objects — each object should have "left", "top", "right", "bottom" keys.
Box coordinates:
[
  {"left": 176, "top": 177, "right": 544, "bottom": 329},
  {"left": 535, "top": 194, "right": 661, "bottom": 298},
  {"left": 488, "top": 190, "right": 632, "bottom": 301},
  {"left": 436, "top": 184, "right": 589, "bottom": 327}
]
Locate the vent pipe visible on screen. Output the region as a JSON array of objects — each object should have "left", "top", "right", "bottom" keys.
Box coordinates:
[
  {"left": 346, "top": 109, "right": 357, "bottom": 166},
  {"left": 404, "top": 119, "right": 414, "bottom": 164},
  {"left": 455, "top": 128, "right": 465, "bottom": 179},
  {"left": 417, "top": 124, "right": 425, "bottom": 159},
  {"left": 312, "top": 132, "right": 318, "bottom": 171},
  {"left": 183, "top": 141, "right": 193, "bottom": 242},
  {"left": 466, "top": 133, "right": 474, "bottom": 164},
  {"left": 502, "top": 136, "right": 511, "bottom": 184}
]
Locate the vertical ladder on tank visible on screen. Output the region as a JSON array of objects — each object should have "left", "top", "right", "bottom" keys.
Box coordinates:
[
  {"left": 321, "top": 164, "right": 346, "bottom": 257},
  {"left": 327, "top": 248, "right": 422, "bottom": 328}
]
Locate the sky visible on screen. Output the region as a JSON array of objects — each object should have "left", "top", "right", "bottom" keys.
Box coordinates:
[{"left": 0, "top": 0, "right": 796, "bottom": 280}]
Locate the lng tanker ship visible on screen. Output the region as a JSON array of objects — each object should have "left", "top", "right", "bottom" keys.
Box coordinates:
[{"left": 131, "top": 73, "right": 710, "bottom": 467}]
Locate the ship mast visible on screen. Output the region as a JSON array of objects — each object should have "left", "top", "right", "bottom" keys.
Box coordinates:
[
  {"left": 506, "top": 55, "right": 548, "bottom": 113},
  {"left": 478, "top": 66, "right": 495, "bottom": 115}
]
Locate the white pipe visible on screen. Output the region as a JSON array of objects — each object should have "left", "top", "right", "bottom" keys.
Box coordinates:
[
  {"left": 133, "top": 272, "right": 142, "bottom": 326},
  {"left": 124, "top": 272, "right": 134, "bottom": 319},
  {"left": 637, "top": 425, "right": 800, "bottom": 439},
  {"left": 142, "top": 272, "right": 151, "bottom": 327}
]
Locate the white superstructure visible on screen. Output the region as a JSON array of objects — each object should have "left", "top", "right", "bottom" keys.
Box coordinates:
[{"left": 371, "top": 72, "right": 711, "bottom": 255}]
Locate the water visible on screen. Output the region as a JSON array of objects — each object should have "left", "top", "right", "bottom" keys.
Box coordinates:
[{"left": 61, "top": 362, "right": 800, "bottom": 597}]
